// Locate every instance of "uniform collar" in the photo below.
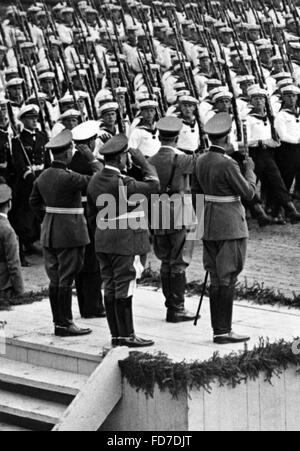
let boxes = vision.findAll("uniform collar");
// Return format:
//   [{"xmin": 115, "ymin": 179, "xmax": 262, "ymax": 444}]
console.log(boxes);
[
  {"xmin": 105, "ymin": 165, "xmax": 121, "ymax": 174},
  {"xmin": 51, "ymin": 161, "xmax": 67, "ymax": 169},
  {"xmin": 210, "ymin": 145, "xmax": 226, "ymax": 155}
]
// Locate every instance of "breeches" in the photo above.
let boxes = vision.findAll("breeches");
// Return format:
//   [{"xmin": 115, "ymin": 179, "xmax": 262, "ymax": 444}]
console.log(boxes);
[
  {"xmin": 203, "ymin": 239, "xmax": 247, "ymax": 287},
  {"xmin": 44, "ymin": 247, "xmax": 85, "ymax": 288},
  {"xmin": 97, "ymin": 253, "xmax": 145, "ymax": 300},
  {"xmin": 153, "ymin": 230, "xmax": 188, "ymax": 276}
]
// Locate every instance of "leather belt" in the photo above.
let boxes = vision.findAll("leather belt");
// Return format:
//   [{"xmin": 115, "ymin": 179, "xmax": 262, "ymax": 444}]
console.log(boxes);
[
  {"xmin": 45, "ymin": 207, "xmax": 84, "ymax": 215},
  {"xmin": 205, "ymin": 195, "xmax": 241, "ymax": 203}
]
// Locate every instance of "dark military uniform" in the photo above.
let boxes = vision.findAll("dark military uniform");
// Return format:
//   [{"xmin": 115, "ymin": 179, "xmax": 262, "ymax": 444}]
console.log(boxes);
[
  {"xmin": 192, "ymin": 113, "xmax": 257, "ymax": 343},
  {"xmin": 87, "ymin": 135, "xmax": 160, "ymax": 347},
  {"xmin": 30, "ymin": 130, "xmax": 92, "ymax": 336},
  {"xmin": 149, "ymin": 117, "xmax": 197, "ymax": 323},
  {"xmin": 0, "ymin": 128, "xmax": 13, "ymax": 184},
  {"xmin": 10, "ymin": 129, "xmax": 48, "ymax": 250},
  {"xmin": 69, "ymin": 146, "xmax": 105, "ymax": 318}
]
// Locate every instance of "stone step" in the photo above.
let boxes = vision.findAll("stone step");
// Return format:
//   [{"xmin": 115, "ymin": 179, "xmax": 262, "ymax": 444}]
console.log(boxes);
[
  {"xmin": 0, "ymin": 357, "xmax": 88, "ymax": 396},
  {"xmin": 0, "ymin": 421, "xmax": 32, "ymax": 431},
  {"xmin": 0, "ymin": 389, "xmax": 66, "ymax": 425},
  {"xmin": 4, "ymin": 338, "xmax": 102, "ymax": 376}
]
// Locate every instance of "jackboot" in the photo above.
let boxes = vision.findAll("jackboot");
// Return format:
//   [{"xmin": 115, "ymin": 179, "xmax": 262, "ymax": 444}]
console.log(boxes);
[
  {"xmin": 209, "ymin": 285, "xmax": 220, "ymax": 333},
  {"xmin": 285, "ymin": 202, "xmax": 300, "ymax": 224},
  {"xmin": 49, "ymin": 285, "xmax": 59, "ymax": 325},
  {"xmin": 55, "ymin": 287, "xmax": 92, "ymax": 337},
  {"xmin": 76, "ymin": 273, "xmax": 106, "ymax": 319},
  {"xmin": 213, "ymin": 285, "xmax": 250, "ymax": 344},
  {"xmin": 161, "ymin": 273, "xmax": 171, "ymax": 310},
  {"xmin": 166, "ymin": 273, "xmax": 195, "ymax": 323},
  {"xmin": 104, "ymin": 296, "xmax": 120, "ymax": 346},
  {"xmin": 251, "ymin": 204, "xmax": 275, "ymax": 227},
  {"xmin": 115, "ymin": 298, "xmax": 154, "ymax": 348}
]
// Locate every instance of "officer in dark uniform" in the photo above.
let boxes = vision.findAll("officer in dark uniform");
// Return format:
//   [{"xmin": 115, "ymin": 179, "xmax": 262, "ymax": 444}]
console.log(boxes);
[
  {"xmin": 9, "ymin": 105, "xmax": 48, "ymax": 266},
  {"xmin": 0, "ymin": 100, "xmax": 13, "ymax": 185},
  {"xmin": 149, "ymin": 117, "xmax": 197, "ymax": 324},
  {"xmin": 87, "ymin": 135, "xmax": 160, "ymax": 348},
  {"xmin": 70, "ymin": 121, "xmax": 106, "ymax": 319},
  {"xmin": 192, "ymin": 113, "xmax": 257, "ymax": 345},
  {"xmin": 30, "ymin": 129, "xmax": 97, "ymax": 337}
]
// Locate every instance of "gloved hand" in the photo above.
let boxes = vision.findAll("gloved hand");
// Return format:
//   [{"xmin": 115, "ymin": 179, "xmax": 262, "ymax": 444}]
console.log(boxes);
[
  {"xmin": 243, "ymin": 156, "xmax": 255, "ymax": 172},
  {"xmin": 128, "ymin": 148, "xmax": 148, "ymax": 168}
]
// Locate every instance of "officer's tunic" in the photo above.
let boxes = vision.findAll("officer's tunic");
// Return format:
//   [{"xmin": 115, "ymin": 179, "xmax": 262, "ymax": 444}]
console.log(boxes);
[
  {"xmin": 87, "ymin": 163, "xmax": 159, "ymax": 301},
  {"xmin": 192, "ymin": 146, "xmax": 256, "ymax": 287}
]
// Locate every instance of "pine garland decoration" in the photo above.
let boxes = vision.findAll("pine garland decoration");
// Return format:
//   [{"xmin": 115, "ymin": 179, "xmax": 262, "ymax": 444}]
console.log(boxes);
[
  {"xmin": 119, "ymin": 338, "xmax": 300, "ymax": 398},
  {"xmin": 139, "ymin": 266, "xmax": 300, "ymax": 310}
]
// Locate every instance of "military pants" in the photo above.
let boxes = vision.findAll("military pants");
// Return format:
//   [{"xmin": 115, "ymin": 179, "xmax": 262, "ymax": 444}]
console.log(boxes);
[
  {"xmin": 97, "ymin": 253, "xmax": 145, "ymax": 301},
  {"xmin": 249, "ymin": 147, "xmax": 291, "ymax": 207},
  {"xmin": 153, "ymin": 230, "xmax": 188, "ymax": 277},
  {"xmin": 43, "ymin": 247, "xmax": 85, "ymax": 327},
  {"xmin": 203, "ymin": 239, "xmax": 247, "ymax": 287},
  {"xmin": 276, "ymin": 143, "xmax": 300, "ymax": 192}
]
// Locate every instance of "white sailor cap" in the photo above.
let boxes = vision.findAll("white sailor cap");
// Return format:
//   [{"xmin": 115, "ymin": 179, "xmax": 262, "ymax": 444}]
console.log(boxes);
[
  {"xmin": 27, "ymin": 92, "xmax": 48, "ymax": 102},
  {"xmin": 289, "ymin": 42, "xmax": 300, "ymax": 51},
  {"xmin": 178, "ymin": 95, "xmax": 199, "ymax": 105},
  {"xmin": 213, "ymin": 91, "xmax": 233, "ymax": 103},
  {"xmin": 139, "ymin": 100, "xmax": 158, "ymax": 110},
  {"xmin": 38, "ymin": 71, "xmax": 56, "ymax": 81},
  {"xmin": 219, "ymin": 27, "xmax": 233, "ymax": 34},
  {"xmin": 72, "ymin": 120, "xmax": 99, "ymax": 142},
  {"xmin": 281, "ymin": 85, "xmax": 300, "ymax": 95},
  {"xmin": 236, "ymin": 75, "xmax": 255, "ymax": 84},
  {"xmin": 70, "ymin": 69, "xmax": 87, "ymax": 78},
  {"xmin": 206, "ymin": 79, "xmax": 223, "ymax": 87},
  {"xmin": 60, "ymin": 109, "xmax": 81, "ymax": 121},
  {"xmin": 4, "ymin": 67, "xmax": 19, "ymax": 77},
  {"xmin": 17, "ymin": 104, "xmax": 40, "ymax": 121},
  {"xmin": 271, "ymin": 54, "xmax": 283, "ymax": 62},
  {"xmin": 273, "ymin": 72, "xmax": 293, "ymax": 80},
  {"xmin": 177, "ymin": 90, "xmax": 191, "ymax": 98},
  {"xmin": 6, "ymin": 78, "xmax": 24, "ymax": 88},
  {"xmin": 98, "ymin": 102, "xmax": 119, "ymax": 115},
  {"xmin": 248, "ymin": 86, "xmax": 268, "ymax": 97},
  {"xmin": 59, "ymin": 95, "xmax": 76, "ymax": 105},
  {"xmin": 115, "ymin": 87, "xmax": 127, "ymax": 95},
  {"xmin": 277, "ymin": 78, "xmax": 294, "ymax": 88}
]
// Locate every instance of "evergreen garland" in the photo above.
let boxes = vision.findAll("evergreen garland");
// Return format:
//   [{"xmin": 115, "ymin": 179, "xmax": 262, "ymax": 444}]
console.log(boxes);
[
  {"xmin": 119, "ymin": 338, "xmax": 300, "ymax": 398},
  {"xmin": 0, "ymin": 289, "xmax": 49, "ymax": 311},
  {"xmin": 139, "ymin": 266, "xmax": 300, "ymax": 310}
]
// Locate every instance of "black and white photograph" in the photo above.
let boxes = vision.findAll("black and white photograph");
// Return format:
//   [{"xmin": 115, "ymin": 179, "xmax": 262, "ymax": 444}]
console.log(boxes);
[{"xmin": 0, "ymin": 0, "xmax": 299, "ymax": 435}]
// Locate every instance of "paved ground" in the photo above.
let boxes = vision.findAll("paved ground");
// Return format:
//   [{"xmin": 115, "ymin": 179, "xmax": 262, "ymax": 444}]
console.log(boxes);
[
  {"xmin": 1, "ymin": 287, "xmax": 300, "ymax": 363},
  {"xmin": 23, "ymin": 220, "xmax": 300, "ymax": 298}
]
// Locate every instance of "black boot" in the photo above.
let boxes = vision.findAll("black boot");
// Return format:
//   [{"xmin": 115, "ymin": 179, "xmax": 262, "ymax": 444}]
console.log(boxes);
[
  {"xmin": 116, "ymin": 298, "xmax": 154, "ymax": 348},
  {"xmin": 49, "ymin": 285, "xmax": 59, "ymax": 325},
  {"xmin": 104, "ymin": 297, "xmax": 120, "ymax": 347},
  {"xmin": 161, "ymin": 273, "xmax": 171, "ymax": 310},
  {"xmin": 76, "ymin": 273, "xmax": 106, "ymax": 319},
  {"xmin": 55, "ymin": 287, "xmax": 92, "ymax": 337},
  {"xmin": 213, "ymin": 285, "xmax": 250, "ymax": 344},
  {"xmin": 166, "ymin": 273, "xmax": 195, "ymax": 323},
  {"xmin": 209, "ymin": 285, "xmax": 220, "ymax": 333},
  {"xmin": 252, "ymin": 204, "xmax": 274, "ymax": 227},
  {"xmin": 285, "ymin": 202, "xmax": 300, "ymax": 224}
]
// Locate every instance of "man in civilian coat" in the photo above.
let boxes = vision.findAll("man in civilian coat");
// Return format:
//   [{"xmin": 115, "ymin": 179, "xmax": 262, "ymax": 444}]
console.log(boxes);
[
  {"xmin": 192, "ymin": 113, "xmax": 257, "ymax": 345},
  {"xmin": 30, "ymin": 129, "xmax": 99, "ymax": 337},
  {"xmin": 87, "ymin": 134, "xmax": 160, "ymax": 348},
  {"xmin": 0, "ymin": 178, "xmax": 24, "ymax": 306}
]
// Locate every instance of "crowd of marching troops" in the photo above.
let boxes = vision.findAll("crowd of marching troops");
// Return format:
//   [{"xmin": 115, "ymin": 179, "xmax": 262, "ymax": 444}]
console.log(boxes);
[{"xmin": 0, "ymin": 0, "xmax": 300, "ymax": 345}]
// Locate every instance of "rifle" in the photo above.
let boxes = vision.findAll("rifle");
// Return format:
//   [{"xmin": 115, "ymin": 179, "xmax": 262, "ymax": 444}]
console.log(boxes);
[
  {"xmin": 27, "ymin": 63, "xmax": 48, "ymax": 136},
  {"xmin": 103, "ymin": 52, "xmax": 125, "ymax": 133}
]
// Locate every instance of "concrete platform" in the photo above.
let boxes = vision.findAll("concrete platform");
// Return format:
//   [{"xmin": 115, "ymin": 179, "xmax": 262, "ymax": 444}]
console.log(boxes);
[{"xmin": 1, "ymin": 287, "xmax": 300, "ymax": 363}]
